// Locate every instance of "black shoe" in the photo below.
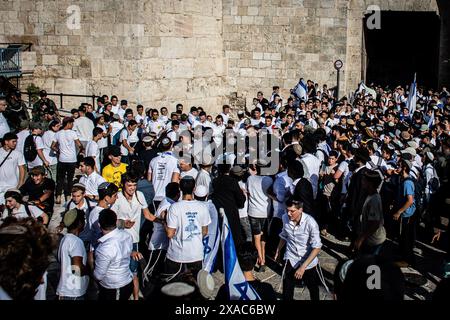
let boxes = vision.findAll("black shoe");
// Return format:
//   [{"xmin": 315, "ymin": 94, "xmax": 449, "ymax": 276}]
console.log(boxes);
[{"xmin": 257, "ymin": 265, "xmax": 266, "ymax": 272}]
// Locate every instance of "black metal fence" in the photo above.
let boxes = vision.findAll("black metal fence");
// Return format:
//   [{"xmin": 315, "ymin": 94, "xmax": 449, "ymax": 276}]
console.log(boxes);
[{"xmin": 20, "ymin": 91, "xmax": 100, "ymax": 114}]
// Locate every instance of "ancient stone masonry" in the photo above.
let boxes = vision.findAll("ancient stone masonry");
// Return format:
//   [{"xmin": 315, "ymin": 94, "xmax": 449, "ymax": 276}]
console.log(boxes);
[{"xmin": 0, "ymin": 0, "xmax": 446, "ymax": 115}]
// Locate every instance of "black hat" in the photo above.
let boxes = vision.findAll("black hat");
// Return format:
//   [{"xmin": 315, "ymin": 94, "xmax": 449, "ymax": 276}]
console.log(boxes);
[{"xmin": 39, "ymin": 90, "xmax": 47, "ymax": 97}]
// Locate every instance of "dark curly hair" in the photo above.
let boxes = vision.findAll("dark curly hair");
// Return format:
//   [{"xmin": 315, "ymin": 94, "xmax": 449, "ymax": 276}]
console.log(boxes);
[{"xmin": 0, "ymin": 217, "xmax": 55, "ymax": 300}]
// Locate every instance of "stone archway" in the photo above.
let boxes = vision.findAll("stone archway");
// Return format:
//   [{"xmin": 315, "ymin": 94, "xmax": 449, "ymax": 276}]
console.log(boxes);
[{"xmin": 344, "ymin": 0, "xmax": 446, "ymax": 94}]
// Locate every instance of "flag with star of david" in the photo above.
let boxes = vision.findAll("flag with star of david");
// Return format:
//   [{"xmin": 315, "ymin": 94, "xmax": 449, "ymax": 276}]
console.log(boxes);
[
  {"xmin": 220, "ymin": 210, "xmax": 261, "ymax": 300},
  {"xmin": 202, "ymin": 201, "xmax": 220, "ymax": 273}
]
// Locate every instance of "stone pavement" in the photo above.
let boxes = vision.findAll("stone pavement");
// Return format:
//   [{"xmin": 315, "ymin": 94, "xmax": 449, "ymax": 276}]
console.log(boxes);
[{"xmin": 46, "ymin": 203, "xmax": 447, "ymax": 300}]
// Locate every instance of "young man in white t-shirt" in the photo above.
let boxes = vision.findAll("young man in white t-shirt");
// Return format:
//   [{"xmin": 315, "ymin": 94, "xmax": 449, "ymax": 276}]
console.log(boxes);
[
  {"xmin": 1, "ymin": 189, "xmax": 48, "ymax": 225},
  {"xmin": 79, "ymin": 157, "xmax": 106, "ymax": 201},
  {"xmin": 87, "ymin": 182, "xmax": 119, "ymax": 268},
  {"xmin": 0, "ymin": 133, "xmax": 26, "ymax": 207},
  {"xmin": 246, "ymin": 162, "xmax": 273, "ymax": 272},
  {"xmin": 86, "ymin": 127, "xmax": 103, "ymax": 173},
  {"xmin": 145, "ymin": 182, "xmax": 180, "ymax": 280},
  {"xmin": 51, "ymin": 117, "xmax": 84, "ymax": 204},
  {"xmin": 164, "ymin": 176, "xmax": 211, "ymax": 281},
  {"xmin": 148, "ymin": 137, "xmax": 180, "ymax": 208},
  {"xmin": 24, "ymin": 122, "xmax": 49, "ymax": 169},
  {"xmin": 111, "ymin": 172, "xmax": 162, "ymax": 300},
  {"xmin": 56, "ymin": 208, "xmax": 89, "ymax": 300}
]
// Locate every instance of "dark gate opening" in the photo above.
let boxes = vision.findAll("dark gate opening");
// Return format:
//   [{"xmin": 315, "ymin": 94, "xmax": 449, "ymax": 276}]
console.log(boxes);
[{"xmin": 363, "ymin": 11, "xmax": 440, "ymax": 89}]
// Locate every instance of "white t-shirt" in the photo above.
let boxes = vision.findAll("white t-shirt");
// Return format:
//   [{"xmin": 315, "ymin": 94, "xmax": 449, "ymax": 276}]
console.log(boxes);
[
  {"xmin": 111, "ymin": 191, "xmax": 148, "ymax": 243},
  {"xmin": 238, "ymin": 180, "xmax": 249, "ymax": 218},
  {"xmin": 1, "ymin": 204, "xmax": 44, "ymax": 221},
  {"xmin": 53, "ymin": 129, "xmax": 78, "ymax": 163},
  {"xmin": 166, "ymin": 200, "xmax": 211, "ymax": 263},
  {"xmin": 0, "ymin": 113, "xmax": 10, "ymax": 139},
  {"xmin": 147, "ymin": 120, "xmax": 165, "ymax": 135},
  {"xmin": 0, "ymin": 148, "xmax": 25, "ymax": 190},
  {"xmin": 56, "ymin": 233, "xmax": 89, "ymax": 298},
  {"xmin": 96, "ymin": 124, "xmax": 108, "ymax": 149},
  {"xmin": 149, "ymin": 152, "xmax": 180, "ymax": 201},
  {"xmin": 149, "ymin": 197, "xmax": 173, "ymax": 251},
  {"xmin": 120, "ymin": 128, "xmax": 139, "ymax": 156},
  {"xmin": 299, "ymin": 153, "xmax": 321, "ymax": 199},
  {"xmin": 86, "ymin": 140, "xmax": 100, "ymax": 171},
  {"xmin": 79, "ymin": 172, "xmax": 106, "ymax": 197},
  {"xmin": 26, "ymin": 136, "xmax": 45, "ymax": 169},
  {"xmin": 42, "ymin": 131, "xmax": 58, "ymax": 166},
  {"xmin": 16, "ymin": 129, "xmax": 30, "ymax": 156},
  {"xmin": 246, "ymin": 175, "xmax": 273, "ymax": 218},
  {"xmin": 73, "ymin": 116, "xmax": 94, "ymax": 142},
  {"xmin": 337, "ymin": 159, "xmax": 351, "ymax": 194},
  {"xmin": 180, "ymin": 167, "xmax": 198, "ymax": 180},
  {"xmin": 110, "ymin": 122, "xmax": 124, "ymax": 141}
]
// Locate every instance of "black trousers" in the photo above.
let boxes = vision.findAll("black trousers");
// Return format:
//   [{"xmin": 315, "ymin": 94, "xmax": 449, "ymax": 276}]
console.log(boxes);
[
  {"xmin": 164, "ymin": 258, "xmax": 202, "ymax": 282},
  {"xmin": 98, "ymin": 281, "xmax": 133, "ymax": 301},
  {"xmin": 282, "ymin": 261, "xmax": 321, "ymax": 301},
  {"xmin": 56, "ymin": 162, "xmax": 76, "ymax": 197},
  {"xmin": 399, "ymin": 216, "xmax": 417, "ymax": 264}
]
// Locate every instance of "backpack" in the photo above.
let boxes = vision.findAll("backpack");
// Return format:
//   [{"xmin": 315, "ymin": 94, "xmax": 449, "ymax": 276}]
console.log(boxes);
[
  {"xmin": 424, "ymin": 164, "xmax": 440, "ymax": 193},
  {"xmin": 112, "ymin": 127, "xmax": 126, "ymax": 146},
  {"xmin": 23, "ymin": 134, "xmax": 38, "ymax": 162},
  {"xmin": 405, "ymin": 174, "xmax": 426, "ymax": 215}
]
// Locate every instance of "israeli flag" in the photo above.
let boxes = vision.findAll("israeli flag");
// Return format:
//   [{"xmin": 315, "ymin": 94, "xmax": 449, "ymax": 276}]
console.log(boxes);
[
  {"xmin": 220, "ymin": 208, "xmax": 261, "ymax": 300},
  {"xmin": 407, "ymin": 73, "xmax": 417, "ymax": 114},
  {"xmin": 202, "ymin": 201, "xmax": 220, "ymax": 273},
  {"xmin": 357, "ymin": 81, "xmax": 376, "ymax": 98},
  {"xmin": 293, "ymin": 78, "xmax": 308, "ymax": 102}
]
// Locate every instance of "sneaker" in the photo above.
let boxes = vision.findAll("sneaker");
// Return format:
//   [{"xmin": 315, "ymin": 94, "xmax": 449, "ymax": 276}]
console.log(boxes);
[{"xmin": 258, "ymin": 265, "xmax": 266, "ymax": 272}]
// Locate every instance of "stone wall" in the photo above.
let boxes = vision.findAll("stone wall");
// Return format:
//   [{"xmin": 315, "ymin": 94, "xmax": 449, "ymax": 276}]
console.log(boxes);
[
  {"xmin": 0, "ymin": 0, "xmax": 228, "ymax": 113},
  {"xmin": 0, "ymin": 0, "xmax": 446, "ymax": 115}
]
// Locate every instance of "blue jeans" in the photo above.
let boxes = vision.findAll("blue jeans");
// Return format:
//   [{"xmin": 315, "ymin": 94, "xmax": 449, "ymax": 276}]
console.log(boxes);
[{"xmin": 130, "ymin": 243, "xmax": 139, "ymax": 274}]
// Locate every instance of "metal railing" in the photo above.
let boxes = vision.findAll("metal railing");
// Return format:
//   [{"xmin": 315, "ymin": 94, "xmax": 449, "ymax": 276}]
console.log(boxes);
[
  {"xmin": 20, "ymin": 91, "xmax": 100, "ymax": 113},
  {"xmin": 0, "ymin": 48, "xmax": 21, "ymax": 77}
]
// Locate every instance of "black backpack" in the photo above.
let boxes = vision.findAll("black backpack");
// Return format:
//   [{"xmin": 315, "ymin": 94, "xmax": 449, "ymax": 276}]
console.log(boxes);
[{"xmin": 23, "ymin": 135, "xmax": 38, "ymax": 162}]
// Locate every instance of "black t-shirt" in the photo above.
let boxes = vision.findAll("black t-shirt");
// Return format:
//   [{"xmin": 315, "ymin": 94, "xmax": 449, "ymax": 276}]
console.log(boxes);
[
  {"xmin": 215, "ymin": 280, "xmax": 276, "ymax": 300},
  {"xmin": 138, "ymin": 148, "xmax": 159, "ymax": 173},
  {"xmin": 20, "ymin": 177, "xmax": 55, "ymax": 213}
]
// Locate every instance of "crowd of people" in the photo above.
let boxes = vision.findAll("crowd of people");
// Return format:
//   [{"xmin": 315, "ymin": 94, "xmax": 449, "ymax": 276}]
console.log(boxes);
[{"xmin": 0, "ymin": 80, "xmax": 449, "ymax": 301}]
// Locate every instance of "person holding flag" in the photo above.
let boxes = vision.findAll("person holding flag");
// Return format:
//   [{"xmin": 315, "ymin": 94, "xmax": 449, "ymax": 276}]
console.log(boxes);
[
  {"xmin": 275, "ymin": 197, "xmax": 325, "ymax": 300},
  {"xmin": 219, "ymin": 208, "xmax": 262, "ymax": 300},
  {"xmin": 292, "ymin": 78, "xmax": 308, "ymax": 102},
  {"xmin": 407, "ymin": 73, "xmax": 417, "ymax": 115}
]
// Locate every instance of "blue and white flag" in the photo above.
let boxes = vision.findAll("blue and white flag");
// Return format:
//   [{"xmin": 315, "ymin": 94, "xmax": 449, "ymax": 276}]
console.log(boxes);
[
  {"xmin": 293, "ymin": 78, "xmax": 308, "ymax": 102},
  {"xmin": 220, "ymin": 209, "xmax": 261, "ymax": 300},
  {"xmin": 407, "ymin": 73, "xmax": 417, "ymax": 114},
  {"xmin": 202, "ymin": 201, "xmax": 220, "ymax": 273}
]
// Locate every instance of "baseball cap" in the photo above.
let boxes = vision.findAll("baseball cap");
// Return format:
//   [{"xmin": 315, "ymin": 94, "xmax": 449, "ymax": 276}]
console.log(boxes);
[
  {"xmin": 194, "ymin": 185, "xmax": 208, "ymax": 198},
  {"xmin": 19, "ymin": 120, "xmax": 29, "ymax": 130}
]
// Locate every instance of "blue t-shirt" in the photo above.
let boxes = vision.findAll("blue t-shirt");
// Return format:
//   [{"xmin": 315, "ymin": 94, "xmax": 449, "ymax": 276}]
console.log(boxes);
[{"xmin": 402, "ymin": 179, "xmax": 416, "ymax": 218}]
